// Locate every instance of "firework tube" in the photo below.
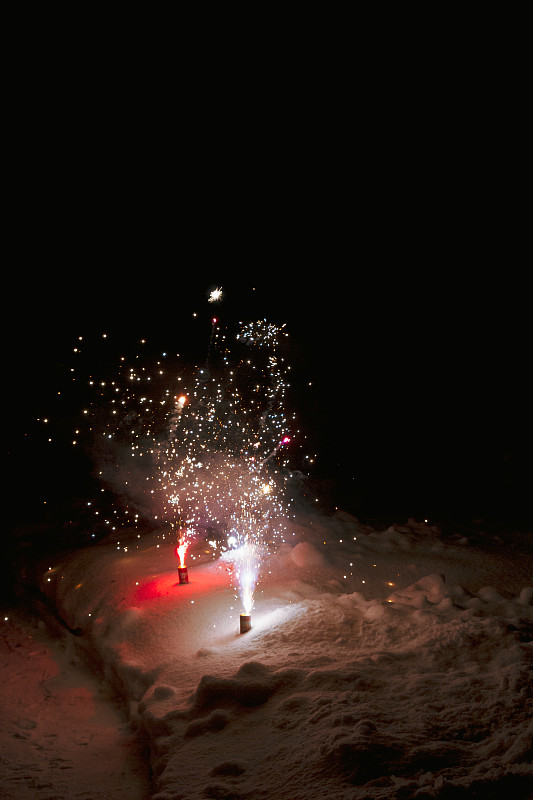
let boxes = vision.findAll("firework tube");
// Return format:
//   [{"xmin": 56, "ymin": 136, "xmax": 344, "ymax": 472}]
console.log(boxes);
[{"xmin": 240, "ymin": 613, "xmax": 252, "ymax": 633}]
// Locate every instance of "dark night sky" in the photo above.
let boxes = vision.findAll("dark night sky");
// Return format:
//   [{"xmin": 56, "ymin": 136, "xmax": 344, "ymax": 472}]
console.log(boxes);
[
  {"xmin": 5, "ymin": 58, "xmax": 530, "ymax": 528},
  {"xmin": 7, "ymin": 252, "xmax": 531, "ymax": 530},
  {"xmin": 2, "ymin": 24, "xmax": 529, "ymax": 624}
]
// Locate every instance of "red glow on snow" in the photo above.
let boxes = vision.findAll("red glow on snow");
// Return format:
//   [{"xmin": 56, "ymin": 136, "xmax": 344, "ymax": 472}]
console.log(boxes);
[
  {"xmin": 131, "ymin": 563, "xmax": 228, "ymax": 603},
  {"xmin": 134, "ymin": 574, "xmax": 181, "ymax": 601}
]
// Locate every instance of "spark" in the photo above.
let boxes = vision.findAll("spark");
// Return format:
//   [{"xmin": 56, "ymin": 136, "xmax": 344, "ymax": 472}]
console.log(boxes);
[
  {"xmin": 233, "ymin": 541, "xmax": 257, "ymax": 615},
  {"xmin": 176, "ymin": 539, "xmax": 190, "ymax": 567},
  {"xmin": 208, "ymin": 287, "xmax": 223, "ymax": 303}
]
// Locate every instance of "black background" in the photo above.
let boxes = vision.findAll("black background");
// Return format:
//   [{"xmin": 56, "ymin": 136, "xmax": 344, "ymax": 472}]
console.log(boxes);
[
  {"xmin": 7, "ymin": 254, "xmax": 531, "ymax": 532},
  {"xmin": 5, "ymin": 30, "xmax": 531, "ymax": 537}
]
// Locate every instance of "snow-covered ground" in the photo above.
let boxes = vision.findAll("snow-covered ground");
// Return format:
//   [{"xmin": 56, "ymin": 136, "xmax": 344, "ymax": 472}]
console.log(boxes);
[
  {"xmin": 10, "ymin": 507, "xmax": 530, "ymax": 800},
  {"xmin": 0, "ymin": 605, "xmax": 151, "ymax": 800}
]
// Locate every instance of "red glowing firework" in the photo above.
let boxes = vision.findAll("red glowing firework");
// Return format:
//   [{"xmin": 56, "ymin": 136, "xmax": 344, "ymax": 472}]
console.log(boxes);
[
  {"xmin": 176, "ymin": 538, "xmax": 190, "ymax": 583},
  {"xmin": 176, "ymin": 540, "xmax": 189, "ymax": 567}
]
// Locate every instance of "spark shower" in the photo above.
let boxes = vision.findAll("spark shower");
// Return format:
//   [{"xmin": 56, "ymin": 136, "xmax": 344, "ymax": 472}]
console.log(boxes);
[{"xmin": 73, "ymin": 293, "xmax": 296, "ymax": 619}]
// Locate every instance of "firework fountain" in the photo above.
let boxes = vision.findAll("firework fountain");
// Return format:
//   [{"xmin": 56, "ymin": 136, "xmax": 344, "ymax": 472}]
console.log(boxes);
[
  {"xmin": 176, "ymin": 528, "xmax": 190, "ymax": 584},
  {"xmin": 73, "ymin": 289, "xmax": 295, "ymax": 631}
]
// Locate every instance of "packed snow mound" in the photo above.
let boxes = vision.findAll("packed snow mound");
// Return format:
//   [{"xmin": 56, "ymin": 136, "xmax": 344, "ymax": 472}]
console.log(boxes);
[
  {"xmin": 38, "ymin": 511, "xmax": 533, "ymax": 799},
  {"xmin": 289, "ymin": 540, "xmax": 326, "ymax": 568}
]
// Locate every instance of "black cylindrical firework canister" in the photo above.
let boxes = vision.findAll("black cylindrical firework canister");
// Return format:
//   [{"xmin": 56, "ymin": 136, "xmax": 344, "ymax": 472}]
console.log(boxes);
[
  {"xmin": 178, "ymin": 566, "xmax": 189, "ymax": 584},
  {"xmin": 240, "ymin": 613, "xmax": 252, "ymax": 634}
]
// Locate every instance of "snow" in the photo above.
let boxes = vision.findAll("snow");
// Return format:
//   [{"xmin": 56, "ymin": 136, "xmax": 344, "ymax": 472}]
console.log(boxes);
[
  {"xmin": 7, "ymin": 508, "xmax": 531, "ymax": 799},
  {"xmin": 0, "ymin": 606, "xmax": 151, "ymax": 799}
]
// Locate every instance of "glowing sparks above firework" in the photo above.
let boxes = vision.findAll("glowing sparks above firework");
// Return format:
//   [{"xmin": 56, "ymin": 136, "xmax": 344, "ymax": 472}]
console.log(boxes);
[
  {"xmin": 71, "ymin": 301, "xmax": 297, "ymax": 611},
  {"xmin": 235, "ymin": 541, "xmax": 257, "ymax": 615},
  {"xmin": 176, "ymin": 537, "xmax": 190, "ymax": 568},
  {"xmin": 176, "ymin": 534, "xmax": 190, "ymax": 584}
]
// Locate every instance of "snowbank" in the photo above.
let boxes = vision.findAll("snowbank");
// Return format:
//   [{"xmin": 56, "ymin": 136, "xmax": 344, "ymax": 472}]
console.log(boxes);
[
  {"xmin": 0, "ymin": 607, "xmax": 151, "ymax": 800},
  {"xmin": 39, "ymin": 511, "xmax": 533, "ymax": 799}
]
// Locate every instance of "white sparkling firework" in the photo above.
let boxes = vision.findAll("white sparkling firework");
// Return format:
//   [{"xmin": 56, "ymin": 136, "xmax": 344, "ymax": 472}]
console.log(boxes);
[
  {"xmin": 208, "ymin": 287, "xmax": 223, "ymax": 303},
  {"xmin": 72, "ymin": 312, "xmax": 295, "ymax": 612}
]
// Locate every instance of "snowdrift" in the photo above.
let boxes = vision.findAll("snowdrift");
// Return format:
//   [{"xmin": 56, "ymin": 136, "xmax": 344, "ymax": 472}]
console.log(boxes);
[{"xmin": 39, "ymin": 512, "xmax": 533, "ymax": 799}]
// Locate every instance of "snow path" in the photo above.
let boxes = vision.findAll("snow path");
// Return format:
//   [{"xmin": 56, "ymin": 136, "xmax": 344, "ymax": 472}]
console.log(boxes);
[
  {"xmin": 0, "ymin": 605, "xmax": 152, "ymax": 800},
  {"xmin": 30, "ymin": 511, "xmax": 533, "ymax": 799}
]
